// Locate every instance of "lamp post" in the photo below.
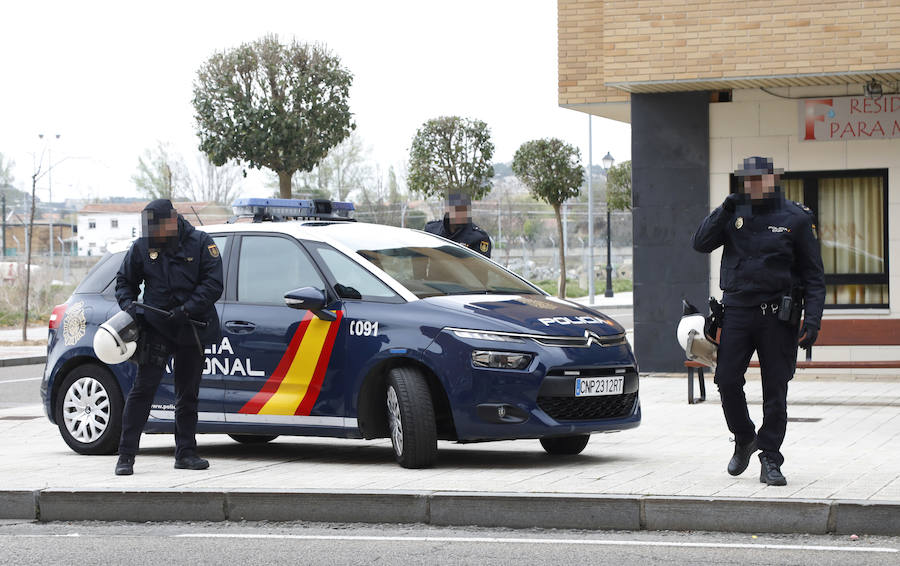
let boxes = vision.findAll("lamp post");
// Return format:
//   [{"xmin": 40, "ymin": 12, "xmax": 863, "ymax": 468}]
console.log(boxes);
[
  {"xmin": 602, "ymin": 152, "xmax": 615, "ymax": 297},
  {"xmin": 587, "ymin": 116, "xmax": 595, "ymax": 304}
]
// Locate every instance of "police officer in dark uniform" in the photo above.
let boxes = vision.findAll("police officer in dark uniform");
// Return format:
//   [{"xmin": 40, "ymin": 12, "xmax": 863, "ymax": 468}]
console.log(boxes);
[
  {"xmin": 692, "ymin": 157, "xmax": 825, "ymax": 486},
  {"xmin": 113, "ymin": 199, "xmax": 224, "ymax": 475},
  {"xmin": 424, "ymin": 192, "xmax": 492, "ymax": 257}
]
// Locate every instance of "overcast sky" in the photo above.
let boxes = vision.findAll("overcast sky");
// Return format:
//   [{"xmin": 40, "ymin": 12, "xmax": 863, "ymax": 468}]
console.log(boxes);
[{"xmin": 2, "ymin": 0, "xmax": 631, "ymax": 203}]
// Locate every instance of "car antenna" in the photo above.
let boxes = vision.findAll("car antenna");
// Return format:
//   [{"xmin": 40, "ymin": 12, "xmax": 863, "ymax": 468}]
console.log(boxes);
[{"xmin": 191, "ymin": 206, "xmax": 203, "ymax": 226}]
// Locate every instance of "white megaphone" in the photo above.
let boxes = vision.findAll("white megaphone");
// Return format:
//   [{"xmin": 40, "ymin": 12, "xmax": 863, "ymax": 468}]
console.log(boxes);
[{"xmin": 676, "ymin": 300, "xmax": 718, "ymax": 369}]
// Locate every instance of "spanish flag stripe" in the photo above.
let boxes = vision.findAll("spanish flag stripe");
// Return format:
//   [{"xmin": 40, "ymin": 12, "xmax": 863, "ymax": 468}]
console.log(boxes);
[
  {"xmin": 295, "ymin": 310, "xmax": 343, "ymax": 416},
  {"xmin": 238, "ymin": 313, "xmax": 313, "ymax": 414},
  {"xmin": 257, "ymin": 316, "xmax": 333, "ymax": 415}
]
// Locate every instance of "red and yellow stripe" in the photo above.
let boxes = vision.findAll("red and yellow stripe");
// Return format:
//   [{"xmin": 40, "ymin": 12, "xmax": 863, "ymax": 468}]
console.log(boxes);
[{"xmin": 239, "ymin": 310, "xmax": 343, "ymax": 416}]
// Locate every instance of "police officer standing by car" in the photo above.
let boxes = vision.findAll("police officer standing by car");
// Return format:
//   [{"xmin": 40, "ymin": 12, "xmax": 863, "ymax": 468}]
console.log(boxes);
[
  {"xmin": 425, "ymin": 192, "xmax": 492, "ymax": 257},
  {"xmin": 113, "ymin": 199, "xmax": 224, "ymax": 476},
  {"xmin": 692, "ymin": 157, "xmax": 825, "ymax": 486}
]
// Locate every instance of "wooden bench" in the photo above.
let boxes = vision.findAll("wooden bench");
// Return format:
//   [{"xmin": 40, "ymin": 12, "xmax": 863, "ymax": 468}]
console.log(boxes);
[{"xmin": 684, "ymin": 318, "xmax": 900, "ymax": 404}]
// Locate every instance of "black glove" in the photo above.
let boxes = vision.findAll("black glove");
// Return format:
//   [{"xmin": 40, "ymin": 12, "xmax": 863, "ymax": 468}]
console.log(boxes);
[
  {"xmin": 168, "ymin": 305, "xmax": 189, "ymax": 325},
  {"xmin": 123, "ymin": 301, "xmax": 137, "ymax": 318},
  {"xmin": 798, "ymin": 323, "xmax": 818, "ymax": 349},
  {"xmin": 722, "ymin": 193, "xmax": 740, "ymax": 213}
]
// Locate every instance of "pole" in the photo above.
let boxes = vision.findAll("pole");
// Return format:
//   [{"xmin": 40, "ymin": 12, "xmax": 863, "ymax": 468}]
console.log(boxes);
[
  {"xmin": 1, "ymin": 194, "xmax": 5, "ymax": 257},
  {"xmin": 605, "ymin": 205, "xmax": 613, "ymax": 297},
  {"xmin": 587, "ymin": 115, "xmax": 595, "ymax": 304}
]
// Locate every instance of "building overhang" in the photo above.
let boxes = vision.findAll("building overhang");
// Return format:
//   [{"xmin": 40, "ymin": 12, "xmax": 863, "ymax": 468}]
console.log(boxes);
[{"xmin": 607, "ymin": 69, "xmax": 900, "ymax": 94}]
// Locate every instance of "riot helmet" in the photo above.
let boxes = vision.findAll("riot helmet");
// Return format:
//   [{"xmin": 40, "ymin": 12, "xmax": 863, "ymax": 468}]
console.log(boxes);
[{"xmin": 93, "ymin": 310, "xmax": 140, "ymax": 365}]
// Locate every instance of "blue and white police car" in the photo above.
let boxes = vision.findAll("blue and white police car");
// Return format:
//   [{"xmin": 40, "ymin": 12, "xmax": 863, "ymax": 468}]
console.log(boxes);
[{"xmin": 42, "ymin": 198, "xmax": 640, "ymax": 468}]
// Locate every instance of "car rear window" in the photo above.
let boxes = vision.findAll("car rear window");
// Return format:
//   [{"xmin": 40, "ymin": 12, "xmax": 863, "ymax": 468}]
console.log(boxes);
[{"xmin": 75, "ymin": 251, "xmax": 125, "ymax": 294}]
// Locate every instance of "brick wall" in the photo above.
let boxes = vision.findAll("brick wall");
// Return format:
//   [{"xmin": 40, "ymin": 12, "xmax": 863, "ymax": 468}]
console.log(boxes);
[{"xmin": 559, "ymin": 0, "xmax": 900, "ymax": 106}]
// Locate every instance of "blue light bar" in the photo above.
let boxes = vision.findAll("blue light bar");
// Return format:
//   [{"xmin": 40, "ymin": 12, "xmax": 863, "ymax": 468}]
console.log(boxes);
[{"xmin": 231, "ymin": 198, "xmax": 355, "ymax": 220}]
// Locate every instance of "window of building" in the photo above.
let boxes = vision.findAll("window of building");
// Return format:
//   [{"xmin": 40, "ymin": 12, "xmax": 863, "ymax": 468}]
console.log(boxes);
[
  {"xmin": 88, "ymin": 220, "xmax": 96, "ymax": 229},
  {"xmin": 781, "ymin": 169, "xmax": 888, "ymax": 308},
  {"xmin": 111, "ymin": 219, "xmax": 118, "ymax": 228}
]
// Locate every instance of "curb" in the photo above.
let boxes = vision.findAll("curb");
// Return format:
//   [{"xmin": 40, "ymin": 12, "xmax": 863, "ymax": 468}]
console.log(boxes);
[
  {"xmin": 2, "ymin": 490, "xmax": 898, "ymax": 535},
  {"xmin": 0, "ymin": 356, "xmax": 46, "ymax": 368}
]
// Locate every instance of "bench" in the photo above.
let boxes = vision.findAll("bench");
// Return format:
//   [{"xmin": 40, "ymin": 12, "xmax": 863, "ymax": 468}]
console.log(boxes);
[{"xmin": 684, "ymin": 318, "xmax": 900, "ymax": 404}]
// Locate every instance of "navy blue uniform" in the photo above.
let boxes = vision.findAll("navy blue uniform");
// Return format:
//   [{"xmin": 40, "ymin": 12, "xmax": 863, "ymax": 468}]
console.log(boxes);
[
  {"xmin": 692, "ymin": 196, "xmax": 825, "ymax": 466},
  {"xmin": 425, "ymin": 215, "xmax": 492, "ymax": 257},
  {"xmin": 115, "ymin": 210, "xmax": 224, "ymax": 460}
]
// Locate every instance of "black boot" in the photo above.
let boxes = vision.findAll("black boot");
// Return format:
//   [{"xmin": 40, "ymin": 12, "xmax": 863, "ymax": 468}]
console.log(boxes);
[
  {"xmin": 727, "ymin": 437, "xmax": 757, "ymax": 476},
  {"xmin": 760, "ymin": 455, "xmax": 787, "ymax": 486},
  {"xmin": 115, "ymin": 454, "xmax": 135, "ymax": 476},
  {"xmin": 174, "ymin": 454, "xmax": 209, "ymax": 470}
]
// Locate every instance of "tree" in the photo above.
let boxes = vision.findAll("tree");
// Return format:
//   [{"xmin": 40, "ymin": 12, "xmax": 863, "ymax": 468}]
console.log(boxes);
[
  {"xmin": 607, "ymin": 160, "xmax": 632, "ymax": 211},
  {"xmin": 407, "ymin": 116, "xmax": 495, "ymax": 200},
  {"xmin": 270, "ymin": 131, "xmax": 370, "ymax": 200},
  {"xmin": 511, "ymin": 138, "xmax": 584, "ymax": 298},
  {"xmin": 132, "ymin": 142, "xmax": 186, "ymax": 200},
  {"xmin": 185, "ymin": 152, "xmax": 243, "ymax": 205},
  {"xmin": 193, "ymin": 35, "xmax": 355, "ymax": 199},
  {"xmin": 0, "ymin": 152, "xmax": 14, "ymax": 186}
]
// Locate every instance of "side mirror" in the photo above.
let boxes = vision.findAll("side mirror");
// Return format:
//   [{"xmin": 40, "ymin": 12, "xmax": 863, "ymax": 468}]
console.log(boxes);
[{"xmin": 283, "ymin": 287, "xmax": 337, "ymax": 321}]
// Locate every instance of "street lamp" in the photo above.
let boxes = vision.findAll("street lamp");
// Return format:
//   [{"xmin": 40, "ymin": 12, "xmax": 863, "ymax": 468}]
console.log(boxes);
[{"xmin": 602, "ymin": 152, "xmax": 615, "ymax": 297}]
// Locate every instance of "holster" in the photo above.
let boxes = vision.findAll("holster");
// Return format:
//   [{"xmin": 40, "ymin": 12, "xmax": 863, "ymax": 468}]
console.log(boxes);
[{"xmin": 705, "ymin": 297, "xmax": 724, "ymax": 344}]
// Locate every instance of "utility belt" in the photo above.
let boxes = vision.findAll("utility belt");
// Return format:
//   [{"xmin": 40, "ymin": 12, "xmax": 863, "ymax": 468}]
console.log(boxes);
[{"xmin": 707, "ymin": 286, "xmax": 805, "ymax": 336}]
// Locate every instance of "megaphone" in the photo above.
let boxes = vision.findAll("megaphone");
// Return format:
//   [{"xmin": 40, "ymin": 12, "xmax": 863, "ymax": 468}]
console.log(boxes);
[{"xmin": 676, "ymin": 299, "xmax": 718, "ymax": 368}]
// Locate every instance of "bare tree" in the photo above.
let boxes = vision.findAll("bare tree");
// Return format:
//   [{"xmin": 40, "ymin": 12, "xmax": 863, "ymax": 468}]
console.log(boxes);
[
  {"xmin": 133, "ymin": 142, "xmax": 187, "ymax": 200},
  {"xmin": 185, "ymin": 152, "xmax": 243, "ymax": 204}
]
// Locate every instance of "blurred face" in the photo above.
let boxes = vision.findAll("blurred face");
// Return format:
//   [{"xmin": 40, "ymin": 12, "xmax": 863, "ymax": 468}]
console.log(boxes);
[
  {"xmin": 741, "ymin": 174, "xmax": 779, "ymax": 202},
  {"xmin": 149, "ymin": 213, "xmax": 178, "ymax": 239},
  {"xmin": 448, "ymin": 204, "xmax": 471, "ymax": 227}
]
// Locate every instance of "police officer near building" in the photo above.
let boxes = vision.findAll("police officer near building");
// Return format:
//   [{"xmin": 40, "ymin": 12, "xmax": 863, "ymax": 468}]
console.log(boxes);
[
  {"xmin": 113, "ymin": 199, "xmax": 224, "ymax": 476},
  {"xmin": 425, "ymin": 192, "xmax": 492, "ymax": 257},
  {"xmin": 692, "ymin": 157, "xmax": 825, "ymax": 486}
]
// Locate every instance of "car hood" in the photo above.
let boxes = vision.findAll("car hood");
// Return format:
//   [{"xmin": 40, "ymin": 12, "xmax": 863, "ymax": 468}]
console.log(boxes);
[{"xmin": 422, "ymin": 294, "xmax": 626, "ymax": 337}]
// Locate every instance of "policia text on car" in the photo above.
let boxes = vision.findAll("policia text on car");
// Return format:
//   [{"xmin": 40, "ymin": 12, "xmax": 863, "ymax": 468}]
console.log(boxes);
[
  {"xmin": 692, "ymin": 156, "xmax": 825, "ymax": 486},
  {"xmin": 112, "ymin": 199, "xmax": 224, "ymax": 476}
]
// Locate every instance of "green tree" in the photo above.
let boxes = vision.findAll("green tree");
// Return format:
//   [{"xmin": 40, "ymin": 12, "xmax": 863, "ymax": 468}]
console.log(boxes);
[
  {"xmin": 607, "ymin": 160, "xmax": 632, "ymax": 211},
  {"xmin": 132, "ymin": 142, "xmax": 186, "ymax": 200},
  {"xmin": 0, "ymin": 152, "xmax": 14, "ymax": 186},
  {"xmin": 511, "ymin": 138, "xmax": 584, "ymax": 298},
  {"xmin": 407, "ymin": 116, "xmax": 494, "ymax": 200},
  {"xmin": 193, "ymin": 35, "xmax": 355, "ymax": 199}
]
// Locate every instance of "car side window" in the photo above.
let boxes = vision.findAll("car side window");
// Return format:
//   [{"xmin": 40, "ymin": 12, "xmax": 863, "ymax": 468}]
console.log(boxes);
[
  {"xmin": 211, "ymin": 235, "xmax": 228, "ymax": 266},
  {"xmin": 310, "ymin": 244, "xmax": 401, "ymax": 302},
  {"xmin": 237, "ymin": 235, "xmax": 325, "ymax": 305}
]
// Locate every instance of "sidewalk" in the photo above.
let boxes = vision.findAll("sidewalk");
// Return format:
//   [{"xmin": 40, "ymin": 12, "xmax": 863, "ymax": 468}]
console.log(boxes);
[
  {"xmin": 0, "ymin": 327, "xmax": 46, "ymax": 365},
  {"xmin": 1, "ymin": 375, "xmax": 898, "ymax": 534}
]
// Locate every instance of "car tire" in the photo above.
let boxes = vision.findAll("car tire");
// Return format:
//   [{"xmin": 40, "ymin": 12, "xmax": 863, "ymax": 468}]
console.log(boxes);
[
  {"xmin": 55, "ymin": 363, "xmax": 123, "ymax": 455},
  {"xmin": 540, "ymin": 434, "xmax": 590, "ymax": 455},
  {"xmin": 228, "ymin": 434, "xmax": 279, "ymax": 444},
  {"xmin": 386, "ymin": 366, "xmax": 437, "ymax": 469}
]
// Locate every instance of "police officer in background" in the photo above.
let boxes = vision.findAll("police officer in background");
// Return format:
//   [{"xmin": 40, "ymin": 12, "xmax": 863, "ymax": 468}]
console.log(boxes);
[
  {"xmin": 425, "ymin": 192, "xmax": 492, "ymax": 257},
  {"xmin": 114, "ymin": 199, "xmax": 224, "ymax": 476},
  {"xmin": 692, "ymin": 157, "xmax": 825, "ymax": 486}
]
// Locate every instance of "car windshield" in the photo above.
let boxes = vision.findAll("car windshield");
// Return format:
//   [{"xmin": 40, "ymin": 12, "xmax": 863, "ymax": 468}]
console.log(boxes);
[{"xmin": 326, "ymin": 226, "xmax": 541, "ymax": 299}]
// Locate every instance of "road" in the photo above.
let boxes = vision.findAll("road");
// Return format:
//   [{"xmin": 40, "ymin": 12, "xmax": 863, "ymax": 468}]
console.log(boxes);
[
  {"xmin": 0, "ymin": 521, "xmax": 896, "ymax": 565},
  {"xmin": 0, "ymin": 363, "xmax": 44, "ymax": 409}
]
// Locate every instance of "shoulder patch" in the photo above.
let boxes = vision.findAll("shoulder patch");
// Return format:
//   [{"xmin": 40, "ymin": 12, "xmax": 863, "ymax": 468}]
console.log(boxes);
[
  {"xmin": 792, "ymin": 201, "xmax": 813, "ymax": 214},
  {"xmin": 480, "ymin": 240, "xmax": 489, "ymax": 253},
  {"xmin": 207, "ymin": 244, "xmax": 220, "ymax": 258}
]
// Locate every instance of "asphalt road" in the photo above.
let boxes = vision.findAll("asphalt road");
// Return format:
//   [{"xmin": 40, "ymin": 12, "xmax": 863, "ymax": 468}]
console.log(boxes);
[
  {"xmin": 0, "ymin": 521, "xmax": 896, "ymax": 565},
  {"xmin": 0, "ymin": 363, "xmax": 44, "ymax": 409}
]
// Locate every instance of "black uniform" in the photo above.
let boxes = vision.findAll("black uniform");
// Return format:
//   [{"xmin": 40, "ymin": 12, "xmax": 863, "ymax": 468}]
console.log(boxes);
[
  {"xmin": 692, "ymin": 195, "xmax": 825, "ymax": 466},
  {"xmin": 115, "ymin": 201, "xmax": 224, "ymax": 460},
  {"xmin": 424, "ymin": 214, "xmax": 493, "ymax": 257}
]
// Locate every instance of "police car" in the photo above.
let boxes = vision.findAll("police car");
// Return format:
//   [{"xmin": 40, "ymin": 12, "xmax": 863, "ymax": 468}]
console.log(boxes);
[{"xmin": 41, "ymin": 198, "xmax": 640, "ymax": 468}]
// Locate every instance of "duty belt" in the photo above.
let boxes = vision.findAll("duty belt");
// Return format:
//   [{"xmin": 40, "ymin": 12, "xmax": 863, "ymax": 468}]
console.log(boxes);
[{"xmin": 760, "ymin": 302, "xmax": 780, "ymax": 316}]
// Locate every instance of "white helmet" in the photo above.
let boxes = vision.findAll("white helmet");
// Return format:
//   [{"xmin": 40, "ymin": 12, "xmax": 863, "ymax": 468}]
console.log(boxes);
[
  {"xmin": 93, "ymin": 310, "xmax": 140, "ymax": 365},
  {"xmin": 676, "ymin": 313, "xmax": 718, "ymax": 368}
]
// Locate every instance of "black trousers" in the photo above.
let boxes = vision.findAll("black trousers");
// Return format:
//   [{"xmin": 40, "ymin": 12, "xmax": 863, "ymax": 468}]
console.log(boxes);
[
  {"xmin": 713, "ymin": 305, "xmax": 798, "ymax": 466},
  {"xmin": 118, "ymin": 329, "xmax": 204, "ymax": 460}
]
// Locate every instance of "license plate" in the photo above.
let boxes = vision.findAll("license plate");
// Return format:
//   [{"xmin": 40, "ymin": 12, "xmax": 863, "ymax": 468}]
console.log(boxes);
[{"xmin": 574, "ymin": 376, "xmax": 624, "ymax": 397}]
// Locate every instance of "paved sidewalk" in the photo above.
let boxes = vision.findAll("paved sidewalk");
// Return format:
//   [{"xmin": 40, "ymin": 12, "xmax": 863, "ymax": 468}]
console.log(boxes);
[
  {"xmin": 2, "ymin": 375, "xmax": 898, "ymax": 533},
  {"xmin": 0, "ymin": 327, "xmax": 47, "ymax": 365}
]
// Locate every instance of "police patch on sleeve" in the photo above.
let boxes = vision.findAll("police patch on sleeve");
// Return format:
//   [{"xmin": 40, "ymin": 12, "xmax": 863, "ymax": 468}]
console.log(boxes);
[
  {"xmin": 811, "ymin": 223, "xmax": 818, "ymax": 239},
  {"xmin": 480, "ymin": 241, "xmax": 489, "ymax": 253},
  {"xmin": 207, "ymin": 244, "xmax": 220, "ymax": 258}
]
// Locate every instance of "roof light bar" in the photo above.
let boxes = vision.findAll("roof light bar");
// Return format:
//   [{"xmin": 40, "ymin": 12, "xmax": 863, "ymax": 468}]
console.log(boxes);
[{"xmin": 231, "ymin": 198, "xmax": 355, "ymax": 222}]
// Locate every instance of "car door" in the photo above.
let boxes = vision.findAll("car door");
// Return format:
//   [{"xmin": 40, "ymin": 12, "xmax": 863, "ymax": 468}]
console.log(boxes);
[
  {"xmin": 221, "ymin": 233, "xmax": 349, "ymax": 430},
  {"xmin": 148, "ymin": 233, "xmax": 230, "ymax": 423}
]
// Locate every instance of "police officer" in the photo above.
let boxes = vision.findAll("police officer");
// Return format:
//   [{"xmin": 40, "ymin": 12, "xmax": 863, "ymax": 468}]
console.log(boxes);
[
  {"xmin": 692, "ymin": 157, "xmax": 825, "ymax": 486},
  {"xmin": 424, "ymin": 192, "xmax": 492, "ymax": 257},
  {"xmin": 113, "ymin": 199, "xmax": 224, "ymax": 475}
]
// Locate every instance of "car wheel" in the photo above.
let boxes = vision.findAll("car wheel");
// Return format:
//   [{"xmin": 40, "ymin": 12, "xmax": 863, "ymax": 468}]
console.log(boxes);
[
  {"xmin": 540, "ymin": 434, "xmax": 590, "ymax": 455},
  {"xmin": 386, "ymin": 366, "xmax": 437, "ymax": 469},
  {"xmin": 55, "ymin": 363, "xmax": 123, "ymax": 455},
  {"xmin": 228, "ymin": 434, "xmax": 279, "ymax": 444}
]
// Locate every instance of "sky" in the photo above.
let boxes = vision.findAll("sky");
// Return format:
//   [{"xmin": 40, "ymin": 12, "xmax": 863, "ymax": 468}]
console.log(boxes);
[{"xmin": 1, "ymin": 0, "xmax": 631, "ymax": 204}]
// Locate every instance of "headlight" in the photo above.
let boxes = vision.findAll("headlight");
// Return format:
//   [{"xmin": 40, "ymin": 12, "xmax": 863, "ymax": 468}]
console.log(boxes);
[
  {"xmin": 472, "ymin": 350, "xmax": 534, "ymax": 370},
  {"xmin": 452, "ymin": 329, "xmax": 526, "ymax": 343}
]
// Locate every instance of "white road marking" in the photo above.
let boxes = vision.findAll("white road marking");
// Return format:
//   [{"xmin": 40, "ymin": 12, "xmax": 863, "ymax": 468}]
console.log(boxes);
[
  {"xmin": 176, "ymin": 533, "xmax": 898, "ymax": 553},
  {"xmin": 0, "ymin": 377, "xmax": 42, "ymax": 385}
]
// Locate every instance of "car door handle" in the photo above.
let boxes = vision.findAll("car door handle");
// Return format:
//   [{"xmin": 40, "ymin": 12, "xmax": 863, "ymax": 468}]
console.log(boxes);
[{"xmin": 224, "ymin": 320, "xmax": 256, "ymax": 334}]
